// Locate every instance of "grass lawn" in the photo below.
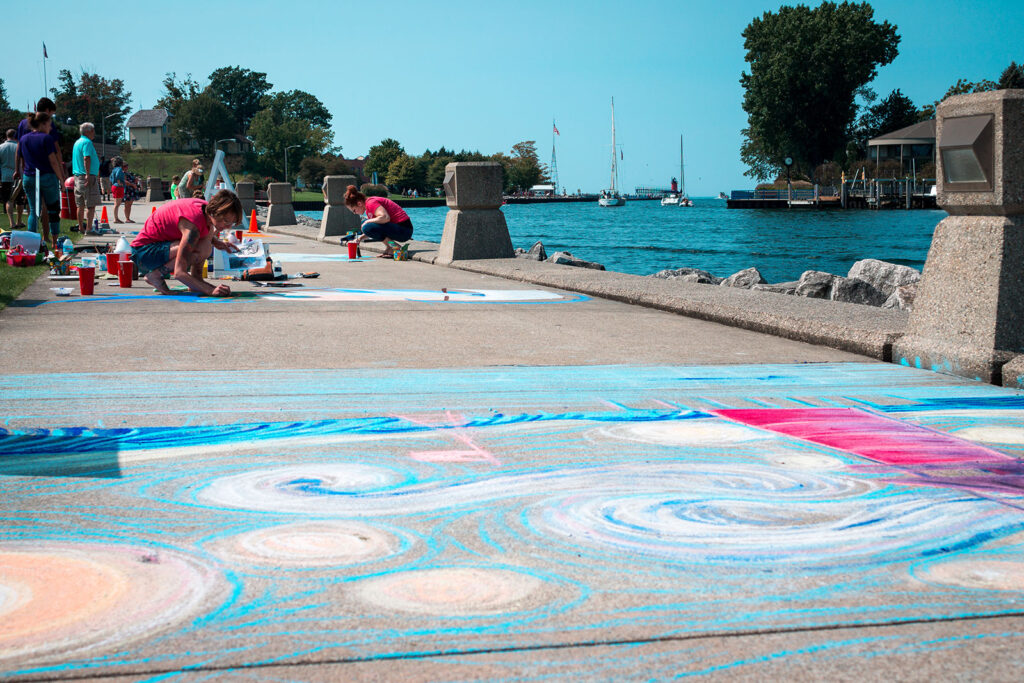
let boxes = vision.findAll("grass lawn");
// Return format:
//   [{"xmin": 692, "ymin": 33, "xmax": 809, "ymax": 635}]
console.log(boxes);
[
  {"xmin": 0, "ymin": 216, "xmax": 88, "ymax": 312},
  {"xmin": 122, "ymin": 152, "xmax": 209, "ymax": 180}
]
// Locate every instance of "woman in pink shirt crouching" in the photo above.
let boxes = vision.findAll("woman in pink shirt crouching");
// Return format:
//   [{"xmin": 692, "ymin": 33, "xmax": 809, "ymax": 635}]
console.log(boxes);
[
  {"xmin": 129, "ymin": 190, "xmax": 242, "ymax": 296},
  {"xmin": 344, "ymin": 185, "xmax": 414, "ymax": 258}
]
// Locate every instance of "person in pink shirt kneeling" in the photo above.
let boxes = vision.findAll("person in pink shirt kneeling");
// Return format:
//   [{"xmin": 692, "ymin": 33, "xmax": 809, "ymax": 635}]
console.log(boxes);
[
  {"xmin": 343, "ymin": 185, "xmax": 414, "ymax": 258},
  {"xmin": 130, "ymin": 189, "xmax": 241, "ymax": 296}
]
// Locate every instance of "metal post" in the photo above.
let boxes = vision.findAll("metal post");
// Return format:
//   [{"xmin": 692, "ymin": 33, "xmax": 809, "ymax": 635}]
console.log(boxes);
[{"xmin": 284, "ymin": 145, "xmax": 300, "ymax": 184}]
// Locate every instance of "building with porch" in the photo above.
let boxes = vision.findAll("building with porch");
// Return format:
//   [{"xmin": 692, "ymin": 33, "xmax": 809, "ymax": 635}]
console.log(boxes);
[{"xmin": 867, "ymin": 119, "xmax": 936, "ymax": 174}]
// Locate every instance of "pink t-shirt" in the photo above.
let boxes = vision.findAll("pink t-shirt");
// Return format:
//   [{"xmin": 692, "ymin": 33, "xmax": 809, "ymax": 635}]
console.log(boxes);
[
  {"xmin": 365, "ymin": 197, "xmax": 410, "ymax": 224},
  {"xmin": 132, "ymin": 198, "xmax": 211, "ymax": 247}
]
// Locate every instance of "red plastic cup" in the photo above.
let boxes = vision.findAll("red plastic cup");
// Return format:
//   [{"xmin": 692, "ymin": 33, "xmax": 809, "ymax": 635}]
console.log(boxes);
[
  {"xmin": 106, "ymin": 252, "xmax": 120, "ymax": 274},
  {"xmin": 347, "ymin": 241, "xmax": 358, "ymax": 259},
  {"xmin": 235, "ymin": 229, "xmax": 243, "ymax": 242},
  {"xmin": 118, "ymin": 259, "xmax": 133, "ymax": 288},
  {"xmin": 78, "ymin": 266, "xmax": 95, "ymax": 295}
]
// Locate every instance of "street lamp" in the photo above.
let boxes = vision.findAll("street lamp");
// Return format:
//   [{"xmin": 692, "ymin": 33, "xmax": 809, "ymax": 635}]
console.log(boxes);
[
  {"xmin": 102, "ymin": 112, "xmax": 119, "ymax": 156},
  {"xmin": 784, "ymin": 156, "xmax": 794, "ymax": 204},
  {"xmin": 284, "ymin": 145, "xmax": 300, "ymax": 185}
]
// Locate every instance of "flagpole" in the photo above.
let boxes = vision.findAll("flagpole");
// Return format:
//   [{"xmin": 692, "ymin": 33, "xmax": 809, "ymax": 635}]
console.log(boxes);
[{"xmin": 42, "ymin": 43, "xmax": 47, "ymax": 97}]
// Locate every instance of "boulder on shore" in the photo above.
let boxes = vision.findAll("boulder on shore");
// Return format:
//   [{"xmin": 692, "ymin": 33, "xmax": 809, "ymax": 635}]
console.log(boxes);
[
  {"xmin": 882, "ymin": 282, "xmax": 918, "ymax": 311},
  {"xmin": 795, "ymin": 270, "xmax": 838, "ymax": 299},
  {"xmin": 720, "ymin": 267, "xmax": 766, "ymax": 289},
  {"xmin": 752, "ymin": 280, "xmax": 799, "ymax": 295},
  {"xmin": 547, "ymin": 251, "xmax": 606, "ymax": 270},
  {"xmin": 831, "ymin": 276, "xmax": 888, "ymax": 307},
  {"xmin": 847, "ymin": 259, "xmax": 921, "ymax": 299},
  {"xmin": 650, "ymin": 267, "xmax": 723, "ymax": 284},
  {"xmin": 515, "ymin": 240, "xmax": 548, "ymax": 261}
]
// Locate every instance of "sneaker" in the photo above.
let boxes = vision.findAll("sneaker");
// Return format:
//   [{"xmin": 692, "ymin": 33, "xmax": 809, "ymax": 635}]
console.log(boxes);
[{"xmin": 70, "ymin": 225, "xmax": 80, "ymax": 233}]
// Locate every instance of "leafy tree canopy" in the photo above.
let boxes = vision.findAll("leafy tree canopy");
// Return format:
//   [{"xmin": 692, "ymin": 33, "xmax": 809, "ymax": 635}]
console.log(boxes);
[
  {"xmin": 853, "ymin": 88, "xmax": 920, "ymax": 152},
  {"xmin": 206, "ymin": 66, "xmax": 272, "ymax": 134},
  {"xmin": 51, "ymin": 69, "xmax": 132, "ymax": 145},
  {"xmin": 0, "ymin": 78, "xmax": 10, "ymax": 112},
  {"xmin": 259, "ymin": 90, "xmax": 332, "ymax": 129},
  {"xmin": 170, "ymin": 93, "xmax": 236, "ymax": 152},
  {"xmin": 739, "ymin": 2, "xmax": 899, "ymax": 180},
  {"xmin": 247, "ymin": 106, "xmax": 334, "ymax": 180},
  {"xmin": 998, "ymin": 61, "xmax": 1024, "ymax": 90},
  {"xmin": 385, "ymin": 153, "xmax": 426, "ymax": 192},
  {"xmin": 505, "ymin": 141, "xmax": 549, "ymax": 191},
  {"xmin": 364, "ymin": 138, "xmax": 405, "ymax": 179},
  {"xmin": 297, "ymin": 154, "xmax": 353, "ymax": 187},
  {"xmin": 155, "ymin": 72, "xmax": 202, "ymax": 118}
]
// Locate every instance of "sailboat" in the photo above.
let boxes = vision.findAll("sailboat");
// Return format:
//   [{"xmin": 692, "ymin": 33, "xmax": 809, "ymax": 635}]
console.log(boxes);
[
  {"xmin": 598, "ymin": 97, "xmax": 625, "ymax": 207},
  {"xmin": 661, "ymin": 135, "xmax": 693, "ymax": 207}
]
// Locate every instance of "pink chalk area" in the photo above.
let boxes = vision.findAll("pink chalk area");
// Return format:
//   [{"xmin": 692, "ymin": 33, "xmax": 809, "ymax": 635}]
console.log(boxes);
[{"xmin": 714, "ymin": 408, "xmax": 1013, "ymax": 467}]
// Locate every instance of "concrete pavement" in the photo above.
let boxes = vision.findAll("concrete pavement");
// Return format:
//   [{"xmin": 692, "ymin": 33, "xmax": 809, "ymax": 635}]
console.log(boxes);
[{"xmin": 2, "ymin": 213, "xmax": 1024, "ymax": 681}]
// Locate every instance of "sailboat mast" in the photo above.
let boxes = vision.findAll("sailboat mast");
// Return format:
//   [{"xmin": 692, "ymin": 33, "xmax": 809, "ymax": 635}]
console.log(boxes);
[
  {"xmin": 680, "ymin": 134, "xmax": 685, "ymax": 197},
  {"xmin": 611, "ymin": 97, "xmax": 617, "ymax": 192}
]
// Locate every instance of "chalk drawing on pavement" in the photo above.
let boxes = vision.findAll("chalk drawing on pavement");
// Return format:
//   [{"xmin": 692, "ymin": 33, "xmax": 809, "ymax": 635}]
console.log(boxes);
[{"xmin": 3, "ymin": 363, "xmax": 1024, "ymax": 678}]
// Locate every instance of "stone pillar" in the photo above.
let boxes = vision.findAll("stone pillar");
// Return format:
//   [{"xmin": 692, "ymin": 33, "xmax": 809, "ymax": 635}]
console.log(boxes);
[
  {"xmin": 236, "ymin": 182, "xmax": 255, "ymax": 217},
  {"xmin": 265, "ymin": 183, "xmax": 296, "ymax": 227},
  {"xmin": 318, "ymin": 175, "xmax": 361, "ymax": 241},
  {"xmin": 145, "ymin": 177, "xmax": 163, "ymax": 202},
  {"xmin": 437, "ymin": 162, "xmax": 513, "ymax": 265},
  {"xmin": 893, "ymin": 89, "xmax": 1024, "ymax": 384}
]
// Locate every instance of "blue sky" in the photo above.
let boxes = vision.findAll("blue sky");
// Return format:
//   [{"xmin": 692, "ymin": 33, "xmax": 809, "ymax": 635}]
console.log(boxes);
[{"xmin": 6, "ymin": 0, "xmax": 1021, "ymax": 195}]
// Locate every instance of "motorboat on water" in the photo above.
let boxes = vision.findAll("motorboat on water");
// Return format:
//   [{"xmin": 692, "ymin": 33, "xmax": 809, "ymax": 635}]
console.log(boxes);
[
  {"xmin": 718, "ymin": 192, "xmax": 728, "ymax": 200},
  {"xmin": 599, "ymin": 97, "xmax": 626, "ymax": 207}
]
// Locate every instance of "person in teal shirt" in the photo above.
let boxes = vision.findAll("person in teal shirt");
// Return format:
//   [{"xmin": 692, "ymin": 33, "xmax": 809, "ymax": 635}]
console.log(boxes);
[{"xmin": 71, "ymin": 122, "xmax": 101, "ymax": 233}]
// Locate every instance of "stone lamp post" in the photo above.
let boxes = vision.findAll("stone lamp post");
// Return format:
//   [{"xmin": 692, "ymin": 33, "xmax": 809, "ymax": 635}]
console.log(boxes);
[
  {"xmin": 893, "ymin": 89, "xmax": 1024, "ymax": 384},
  {"xmin": 437, "ymin": 162, "xmax": 514, "ymax": 265}
]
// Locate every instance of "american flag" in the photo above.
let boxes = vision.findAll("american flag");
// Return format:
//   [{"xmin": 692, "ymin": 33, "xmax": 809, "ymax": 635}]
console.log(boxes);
[
  {"xmin": 43, "ymin": 43, "xmax": 48, "ymax": 58},
  {"xmin": 553, "ymin": 121, "xmax": 560, "ymax": 136}
]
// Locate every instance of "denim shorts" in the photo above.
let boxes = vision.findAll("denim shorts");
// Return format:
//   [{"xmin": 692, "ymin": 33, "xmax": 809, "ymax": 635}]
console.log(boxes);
[{"xmin": 131, "ymin": 242, "xmax": 172, "ymax": 274}]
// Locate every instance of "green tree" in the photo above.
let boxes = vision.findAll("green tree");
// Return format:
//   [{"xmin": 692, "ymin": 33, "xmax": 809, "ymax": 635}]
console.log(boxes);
[
  {"xmin": 426, "ymin": 156, "xmax": 454, "ymax": 189},
  {"xmin": 155, "ymin": 72, "xmax": 202, "ymax": 117},
  {"xmin": 853, "ymin": 88, "xmax": 920, "ymax": 152},
  {"xmin": 364, "ymin": 138, "xmax": 405, "ymax": 181},
  {"xmin": 170, "ymin": 93, "xmax": 236, "ymax": 152},
  {"xmin": 259, "ymin": 90, "xmax": 332, "ymax": 128},
  {"xmin": 998, "ymin": 61, "xmax": 1024, "ymax": 90},
  {"xmin": 385, "ymin": 153, "xmax": 425, "ymax": 192},
  {"xmin": 919, "ymin": 76, "xmax": 1000, "ymax": 120},
  {"xmin": 51, "ymin": 69, "xmax": 132, "ymax": 145},
  {"xmin": 739, "ymin": 2, "xmax": 900, "ymax": 180},
  {"xmin": 248, "ymin": 107, "xmax": 334, "ymax": 180},
  {"xmin": 298, "ymin": 154, "xmax": 352, "ymax": 187},
  {"xmin": 506, "ymin": 141, "xmax": 548, "ymax": 191},
  {"xmin": 206, "ymin": 66, "xmax": 272, "ymax": 134},
  {"xmin": 0, "ymin": 78, "xmax": 10, "ymax": 112}
]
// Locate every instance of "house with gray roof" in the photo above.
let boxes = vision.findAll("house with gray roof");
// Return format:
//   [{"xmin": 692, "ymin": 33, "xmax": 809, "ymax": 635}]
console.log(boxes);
[
  {"xmin": 126, "ymin": 109, "xmax": 173, "ymax": 151},
  {"xmin": 867, "ymin": 119, "xmax": 936, "ymax": 173}
]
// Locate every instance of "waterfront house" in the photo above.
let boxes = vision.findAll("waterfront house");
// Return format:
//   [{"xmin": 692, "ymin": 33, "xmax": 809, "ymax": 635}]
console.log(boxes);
[
  {"xmin": 867, "ymin": 119, "xmax": 936, "ymax": 174},
  {"xmin": 126, "ymin": 109, "xmax": 173, "ymax": 151}
]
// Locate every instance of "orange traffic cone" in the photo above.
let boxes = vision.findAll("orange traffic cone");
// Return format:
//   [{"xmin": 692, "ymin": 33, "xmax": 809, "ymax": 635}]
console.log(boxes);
[
  {"xmin": 248, "ymin": 209, "xmax": 259, "ymax": 233},
  {"xmin": 100, "ymin": 206, "xmax": 109, "ymax": 223}
]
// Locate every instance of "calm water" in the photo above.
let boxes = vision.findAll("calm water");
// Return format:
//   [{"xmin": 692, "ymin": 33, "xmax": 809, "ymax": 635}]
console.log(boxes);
[{"xmin": 300, "ymin": 199, "xmax": 944, "ymax": 283}]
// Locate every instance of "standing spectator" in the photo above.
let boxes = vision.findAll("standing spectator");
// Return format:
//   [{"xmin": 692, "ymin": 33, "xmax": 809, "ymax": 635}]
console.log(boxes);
[
  {"xmin": 71, "ymin": 122, "xmax": 101, "ymax": 234},
  {"xmin": 0, "ymin": 129, "xmax": 17, "ymax": 228},
  {"xmin": 99, "ymin": 156, "xmax": 112, "ymax": 201},
  {"xmin": 178, "ymin": 159, "xmax": 203, "ymax": 198},
  {"xmin": 169, "ymin": 175, "xmax": 180, "ymax": 201},
  {"xmin": 16, "ymin": 112, "xmax": 67, "ymax": 247},
  {"xmin": 123, "ymin": 163, "xmax": 141, "ymax": 223},
  {"xmin": 111, "ymin": 157, "xmax": 126, "ymax": 223},
  {"xmin": 15, "ymin": 98, "xmax": 64, "ymax": 233}
]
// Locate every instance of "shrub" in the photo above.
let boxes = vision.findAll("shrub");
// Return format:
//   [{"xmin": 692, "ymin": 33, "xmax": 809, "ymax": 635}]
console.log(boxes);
[{"xmin": 359, "ymin": 183, "xmax": 388, "ymax": 197}]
